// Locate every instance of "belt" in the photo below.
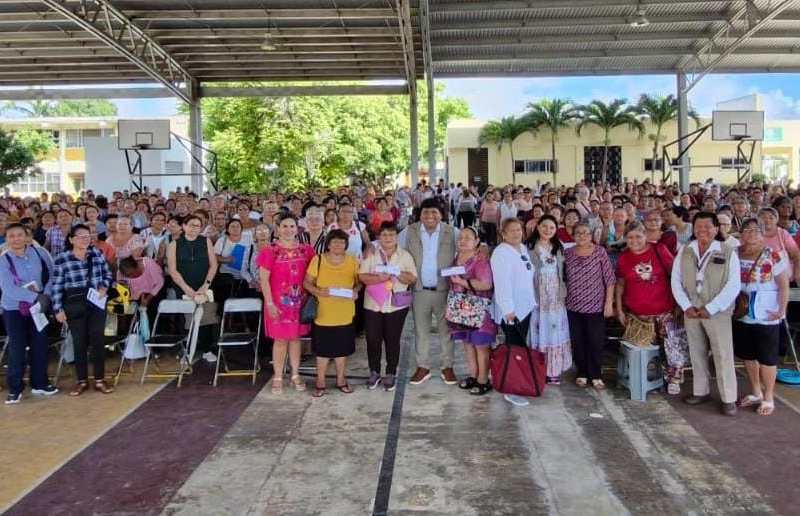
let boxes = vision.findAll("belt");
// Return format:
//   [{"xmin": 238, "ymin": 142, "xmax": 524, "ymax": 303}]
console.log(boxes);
[{"xmin": 422, "ymin": 286, "xmax": 437, "ymax": 291}]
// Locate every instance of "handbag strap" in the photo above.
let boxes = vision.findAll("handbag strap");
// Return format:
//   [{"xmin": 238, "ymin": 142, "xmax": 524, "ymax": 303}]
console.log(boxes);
[
  {"xmin": 5, "ymin": 246, "xmax": 50, "ymax": 288},
  {"xmin": 742, "ymin": 247, "xmax": 770, "ymax": 284}
]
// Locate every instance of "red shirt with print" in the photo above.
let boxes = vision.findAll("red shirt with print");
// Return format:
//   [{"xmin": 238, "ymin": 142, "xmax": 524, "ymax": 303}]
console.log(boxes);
[{"xmin": 616, "ymin": 244, "xmax": 675, "ymax": 316}]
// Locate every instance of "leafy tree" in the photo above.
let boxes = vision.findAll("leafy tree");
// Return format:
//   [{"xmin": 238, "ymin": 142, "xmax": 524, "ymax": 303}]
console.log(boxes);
[
  {"xmin": 479, "ymin": 115, "xmax": 528, "ymax": 186},
  {"xmin": 524, "ymin": 98, "xmax": 579, "ymax": 186},
  {"xmin": 197, "ymin": 82, "xmax": 471, "ymax": 192},
  {"xmin": 1, "ymin": 99, "xmax": 117, "ymax": 117},
  {"xmin": 0, "ymin": 128, "xmax": 56, "ymax": 188},
  {"xmin": 633, "ymin": 94, "xmax": 700, "ymax": 182},
  {"xmin": 576, "ymin": 99, "xmax": 644, "ymax": 185}
]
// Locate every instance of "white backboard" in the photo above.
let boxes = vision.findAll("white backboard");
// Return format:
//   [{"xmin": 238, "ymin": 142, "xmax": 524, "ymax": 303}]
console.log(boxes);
[
  {"xmin": 712, "ymin": 111, "xmax": 764, "ymax": 141},
  {"xmin": 118, "ymin": 119, "xmax": 171, "ymax": 150}
]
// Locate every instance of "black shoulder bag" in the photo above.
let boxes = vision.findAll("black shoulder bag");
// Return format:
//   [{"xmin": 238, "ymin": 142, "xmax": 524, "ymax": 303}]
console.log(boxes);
[
  {"xmin": 300, "ymin": 253, "xmax": 322, "ymax": 324},
  {"xmin": 63, "ymin": 252, "xmax": 94, "ymax": 320}
]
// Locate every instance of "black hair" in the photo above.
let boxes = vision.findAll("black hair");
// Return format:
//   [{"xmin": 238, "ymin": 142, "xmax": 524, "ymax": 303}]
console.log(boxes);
[
  {"xmin": 5, "ymin": 222, "xmax": 26, "ymax": 234},
  {"xmin": 690, "ymin": 211, "xmax": 725, "ymax": 242},
  {"xmin": 225, "ymin": 218, "xmax": 243, "ymax": 234},
  {"xmin": 65, "ymin": 224, "xmax": 91, "ymax": 251},
  {"xmin": 182, "ymin": 215, "xmax": 203, "ymax": 227},
  {"xmin": 419, "ymin": 197, "xmax": 444, "ymax": 217},
  {"xmin": 378, "ymin": 221, "xmax": 399, "ymax": 234},
  {"xmin": 119, "ymin": 256, "xmax": 139, "ymax": 276},
  {"xmin": 527, "ymin": 214, "xmax": 563, "ymax": 256},
  {"xmin": 324, "ymin": 229, "xmax": 349, "ymax": 251},
  {"xmin": 671, "ymin": 205, "xmax": 690, "ymax": 223}
]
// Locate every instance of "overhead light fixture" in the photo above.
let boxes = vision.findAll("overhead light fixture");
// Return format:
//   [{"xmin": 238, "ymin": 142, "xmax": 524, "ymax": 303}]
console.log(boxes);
[
  {"xmin": 629, "ymin": 8, "xmax": 650, "ymax": 27},
  {"xmin": 260, "ymin": 29, "xmax": 278, "ymax": 51}
]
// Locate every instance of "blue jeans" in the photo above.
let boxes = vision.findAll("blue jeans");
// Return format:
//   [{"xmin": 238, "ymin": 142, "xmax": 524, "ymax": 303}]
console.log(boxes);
[{"xmin": 4, "ymin": 309, "xmax": 50, "ymax": 395}]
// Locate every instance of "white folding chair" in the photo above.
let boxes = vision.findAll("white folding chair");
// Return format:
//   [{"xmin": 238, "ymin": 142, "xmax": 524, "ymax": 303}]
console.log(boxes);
[
  {"xmin": 141, "ymin": 299, "xmax": 198, "ymax": 387},
  {"xmin": 214, "ymin": 298, "xmax": 262, "ymax": 386}
]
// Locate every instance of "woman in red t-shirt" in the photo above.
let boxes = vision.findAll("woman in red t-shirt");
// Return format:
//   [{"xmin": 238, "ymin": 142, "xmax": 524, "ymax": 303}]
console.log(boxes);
[{"xmin": 615, "ymin": 221, "xmax": 689, "ymax": 395}]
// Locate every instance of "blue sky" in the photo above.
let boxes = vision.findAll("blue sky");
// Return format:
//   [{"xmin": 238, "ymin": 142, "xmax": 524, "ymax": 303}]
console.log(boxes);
[{"xmin": 112, "ymin": 73, "xmax": 800, "ymax": 122}]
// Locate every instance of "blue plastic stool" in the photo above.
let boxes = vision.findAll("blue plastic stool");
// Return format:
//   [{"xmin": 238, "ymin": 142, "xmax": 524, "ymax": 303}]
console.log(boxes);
[{"xmin": 616, "ymin": 340, "xmax": 664, "ymax": 401}]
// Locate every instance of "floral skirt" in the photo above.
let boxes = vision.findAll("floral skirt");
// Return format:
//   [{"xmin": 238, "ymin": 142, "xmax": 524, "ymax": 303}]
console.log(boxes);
[
  {"xmin": 634, "ymin": 311, "xmax": 690, "ymax": 383},
  {"xmin": 528, "ymin": 306, "xmax": 572, "ymax": 377}
]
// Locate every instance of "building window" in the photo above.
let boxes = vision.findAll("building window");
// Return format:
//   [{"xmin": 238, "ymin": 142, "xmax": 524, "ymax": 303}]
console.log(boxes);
[
  {"xmin": 65, "ymin": 129, "xmax": 82, "ymax": 148},
  {"xmin": 11, "ymin": 172, "xmax": 60, "ymax": 194},
  {"xmin": 514, "ymin": 159, "xmax": 554, "ymax": 173},
  {"xmin": 101, "ymin": 128, "xmax": 116, "ymax": 138},
  {"xmin": 643, "ymin": 158, "xmax": 689, "ymax": 171},
  {"xmin": 82, "ymin": 129, "xmax": 101, "ymax": 139},
  {"xmin": 721, "ymin": 157, "xmax": 748, "ymax": 169}
]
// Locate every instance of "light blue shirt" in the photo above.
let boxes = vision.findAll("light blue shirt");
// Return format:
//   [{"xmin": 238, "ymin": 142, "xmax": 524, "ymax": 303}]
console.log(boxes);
[
  {"xmin": 398, "ymin": 223, "xmax": 460, "ymax": 288},
  {"xmin": 0, "ymin": 245, "xmax": 55, "ymax": 311}
]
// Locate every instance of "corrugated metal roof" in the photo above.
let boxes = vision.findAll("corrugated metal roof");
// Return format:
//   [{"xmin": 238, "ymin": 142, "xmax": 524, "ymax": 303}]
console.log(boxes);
[{"xmin": 0, "ymin": 0, "xmax": 797, "ymax": 88}]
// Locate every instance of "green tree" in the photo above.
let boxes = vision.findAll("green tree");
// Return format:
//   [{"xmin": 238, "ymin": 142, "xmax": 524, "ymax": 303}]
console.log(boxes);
[
  {"xmin": 524, "ymin": 98, "xmax": 579, "ymax": 186},
  {"xmin": 198, "ymin": 82, "xmax": 471, "ymax": 192},
  {"xmin": 479, "ymin": 116, "xmax": 527, "ymax": 186},
  {"xmin": 0, "ymin": 128, "xmax": 56, "ymax": 188},
  {"xmin": 633, "ymin": 94, "xmax": 700, "ymax": 182},
  {"xmin": 0, "ymin": 99, "xmax": 117, "ymax": 117},
  {"xmin": 576, "ymin": 99, "xmax": 644, "ymax": 185}
]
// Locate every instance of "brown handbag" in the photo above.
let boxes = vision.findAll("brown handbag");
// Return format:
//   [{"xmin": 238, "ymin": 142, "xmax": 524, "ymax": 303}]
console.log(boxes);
[
  {"xmin": 732, "ymin": 248, "xmax": 768, "ymax": 320},
  {"xmin": 622, "ymin": 313, "xmax": 657, "ymax": 347}
]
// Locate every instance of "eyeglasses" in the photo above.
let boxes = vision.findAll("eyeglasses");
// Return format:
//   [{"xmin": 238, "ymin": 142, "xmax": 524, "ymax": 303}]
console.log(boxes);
[{"xmin": 521, "ymin": 254, "xmax": 532, "ymax": 270}]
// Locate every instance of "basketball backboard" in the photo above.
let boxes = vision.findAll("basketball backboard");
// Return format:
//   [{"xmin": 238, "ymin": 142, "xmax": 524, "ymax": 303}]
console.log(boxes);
[
  {"xmin": 712, "ymin": 111, "xmax": 764, "ymax": 141},
  {"xmin": 118, "ymin": 119, "xmax": 171, "ymax": 150}
]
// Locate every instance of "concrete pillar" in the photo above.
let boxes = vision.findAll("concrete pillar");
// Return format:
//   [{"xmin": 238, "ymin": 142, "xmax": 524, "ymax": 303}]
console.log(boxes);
[
  {"xmin": 427, "ymin": 77, "xmax": 436, "ymax": 184},
  {"xmin": 410, "ymin": 86, "xmax": 419, "ymax": 186},
  {"xmin": 677, "ymin": 72, "xmax": 690, "ymax": 192},
  {"xmin": 188, "ymin": 80, "xmax": 204, "ymax": 194}
]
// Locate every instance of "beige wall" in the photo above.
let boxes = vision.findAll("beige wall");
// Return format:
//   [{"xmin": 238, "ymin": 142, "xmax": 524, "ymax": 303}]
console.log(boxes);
[{"xmin": 447, "ymin": 118, "xmax": 775, "ymax": 187}]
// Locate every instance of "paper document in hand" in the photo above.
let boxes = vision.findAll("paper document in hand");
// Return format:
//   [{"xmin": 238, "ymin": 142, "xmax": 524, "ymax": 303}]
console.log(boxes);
[
  {"xmin": 32, "ymin": 313, "xmax": 49, "ymax": 332},
  {"xmin": 329, "ymin": 288, "xmax": 354, "ymax": 298},
  {"xmin": 87, "ymin": 288, "xmax": 108, "ymax": 309},
  {"xmin": 441, "ymin": 266, "xmax": 466, "ymax": 277}
]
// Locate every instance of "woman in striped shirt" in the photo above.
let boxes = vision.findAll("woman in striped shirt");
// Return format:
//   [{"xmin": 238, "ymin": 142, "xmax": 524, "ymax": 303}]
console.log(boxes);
[{"xmin": 564, "ymin": 221, "xmax": 615, "ymax": 390}]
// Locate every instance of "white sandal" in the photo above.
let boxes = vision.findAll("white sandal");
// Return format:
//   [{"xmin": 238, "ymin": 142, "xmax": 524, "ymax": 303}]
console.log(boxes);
[
  {"xmin": 737, "ymin": 394, "xmax": 762, "ymax": 408},
  {"xmin": 757, "ymin": 400, "xmax": 775, "ymax": 416}
]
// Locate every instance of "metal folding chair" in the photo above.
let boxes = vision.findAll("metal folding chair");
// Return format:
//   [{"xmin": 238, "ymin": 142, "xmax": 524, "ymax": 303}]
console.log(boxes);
[
  {"xmin": 141, "ymin": 299, "xmax": 201, "ymax": 388},
  {"xmin": 114, "ymin": 304, "xmax": 142, "ymax": 386},
  {"xmin": 214, "ymin": 298, "xmax": 262, "ymax": 386}
]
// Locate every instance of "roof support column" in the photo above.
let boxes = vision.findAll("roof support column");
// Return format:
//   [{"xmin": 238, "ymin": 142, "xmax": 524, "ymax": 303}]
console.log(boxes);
[
  {"xmin": 677, "ymin": 72, "xmax": 690, "ymax": 192},
  {"xmin": 188, "ymin": 80, "xmax": 204, "ymax": 194},
  {"xmin": 420, "ymin": 0, "xmax": 436, "ymax": 185},
  {"xmin": 410, "ymin": 85, "xmax": 419, "ymax": 187},
  {"xmin": 426, "ymin": 80, "xmax": 435, "ymax": 185}
]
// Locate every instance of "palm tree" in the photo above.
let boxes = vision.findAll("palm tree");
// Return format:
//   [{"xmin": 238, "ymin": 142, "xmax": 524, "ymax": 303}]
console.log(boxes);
[
  {"xmin": 524, "ymin": 98, "xmax": 580, "ymax": 186},
  {"xmin": 0, "ymin": 100, "xmax": 56, "ymax": 117},
  {"xmin": 576, "ymin": 99, "xmax": 644, "ymax": 185},
  {"xmin": 633, "ymin": 94, "xmax": 701, "ymax": 183},
  {"xmin": 478, "ymin": 116, "xmax": 528, "ymax": 186}
]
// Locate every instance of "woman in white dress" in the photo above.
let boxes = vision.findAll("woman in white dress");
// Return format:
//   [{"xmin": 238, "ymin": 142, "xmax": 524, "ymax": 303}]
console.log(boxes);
[{"xmin": 526, "ymin": 215, "xmax": 572, "ymax": 384}]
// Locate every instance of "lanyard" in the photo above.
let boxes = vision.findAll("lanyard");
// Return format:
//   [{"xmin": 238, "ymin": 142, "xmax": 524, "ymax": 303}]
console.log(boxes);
[{"xmin": 694, "ymin": 244, "xmax": 716, "ymax": 291}]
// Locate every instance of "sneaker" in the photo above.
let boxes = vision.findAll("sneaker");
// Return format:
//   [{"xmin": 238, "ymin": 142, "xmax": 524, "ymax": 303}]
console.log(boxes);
[
  {"xmin": 31, "ymin": 385, "xmax": 59, "ymax": 396},
  {"xmin": 409, "ymin": 367, "xmax": 431, "ymax": 385},
  {"xmin": 366, "ymin": 371, "xmax": 381, "ymax": 390},
  {"xmin": 5, "ymin": 392, "xmax": 22, "ymax": 405},
  {"xmin": 383, "ymin": 374, "xmax": 396, "ymax": 392},
  {"xmin": 441, "ymin": 368, "xmax": 458, "ymax": 385},
  {"xmin": 503, "ymin": 394, "xmax": 530, "ymax": 407},
  {"xmin": 202, "ymin": 352, "xmax": 218, "ymax": 363}
]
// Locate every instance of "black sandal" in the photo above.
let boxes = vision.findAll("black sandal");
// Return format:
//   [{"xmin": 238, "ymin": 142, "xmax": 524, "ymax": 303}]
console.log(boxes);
[
  {"xmin": 336, "ymin": 384, "xmax": 353, "ymax": 394},
  {"xmin": 469, "ymin": 382, "xmax": 492, "ymax": 396},
  {"xmin": 458, "ymin": 377, "xmax": 477, "ymax": 390}
]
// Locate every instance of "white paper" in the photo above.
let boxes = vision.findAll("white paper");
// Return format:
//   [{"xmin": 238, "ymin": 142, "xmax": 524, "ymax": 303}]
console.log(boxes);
[
  {"xmin": 375, "ymin": 264, "xmax": 401, "ymax": 276},
  {"xmin": 440, "ymin": 266, "xmax": 466, "ymax": 277},
  {"xmin": 32, "ymin": 312, "xmax": 49, "ymax": 332},
  {"xmin": 87, "ymin": 288, "xmax": 108, "ymax": 309},
  {"xmin": 753, "ymin": 290, "xmax": 779, "ymax": 321},
  {"xmin": 563, "ymin": 242, "xmax": 577, "ymax": 249},
  {"xmin": 22, "ymin": 280, "xmax": 40, "ymax": 292},
  {"xmin": 329, "ymin": 288, "xmax": 354, "ymax": 298}
]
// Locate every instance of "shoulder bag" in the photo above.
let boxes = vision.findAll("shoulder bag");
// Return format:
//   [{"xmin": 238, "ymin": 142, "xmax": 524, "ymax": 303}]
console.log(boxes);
[
  {"xmin": 380, "ymin": 248, "xmax": 413, "ymax": 308},
  {"xmin": 444, "ymin": 260, "xmax": 491, "ymax": 328},
  {"xmin": 733, "ymin": 248, "xmax": 769, "ymax": 320},
  {"xmin": 300, "ymin": 253, "xmax": 322, "ymax": 324},
  {"xmin": 62, "ymin": 252, "xmax": 95, "ymax": 320},
  {"xmin": 622, "ymin": 313, "xmax": 657, "ymax": 347}
]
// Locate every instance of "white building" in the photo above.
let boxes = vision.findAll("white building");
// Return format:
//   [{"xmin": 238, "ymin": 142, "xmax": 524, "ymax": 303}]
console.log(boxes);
[{"xmin": 0, "ymin": 115, "xmax": 192, "ymax": 196}]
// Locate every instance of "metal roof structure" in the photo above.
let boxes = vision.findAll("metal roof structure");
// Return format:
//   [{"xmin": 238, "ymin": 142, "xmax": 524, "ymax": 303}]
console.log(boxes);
[
  {"xmin": 0, "ymin": 1, "xmax": 798, "ymax": 97},
  {"xmin": 0, "ymin": 0, "xmax": 798, "ymax": 190}
]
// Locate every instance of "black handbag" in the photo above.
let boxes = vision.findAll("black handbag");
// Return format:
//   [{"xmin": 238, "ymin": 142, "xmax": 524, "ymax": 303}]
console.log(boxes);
[
  {"xmin": 300, "ymin": 253, "xmax": 322, "ymax": 324},
  {"xmin": 62, "ymin": 253, "xmax": 94, "ymax": 320}
]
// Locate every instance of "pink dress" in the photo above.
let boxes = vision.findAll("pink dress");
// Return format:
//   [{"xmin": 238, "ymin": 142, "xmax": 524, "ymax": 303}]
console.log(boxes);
[{"xmin": 257, "ymin": 243, "xmax": 315, "ymax": 339}]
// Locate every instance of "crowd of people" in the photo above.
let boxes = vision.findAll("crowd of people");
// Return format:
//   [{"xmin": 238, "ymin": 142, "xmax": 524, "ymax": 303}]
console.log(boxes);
[{"xmin": 0, "ymin": 176, "xmax": 795, "ymax": 416}]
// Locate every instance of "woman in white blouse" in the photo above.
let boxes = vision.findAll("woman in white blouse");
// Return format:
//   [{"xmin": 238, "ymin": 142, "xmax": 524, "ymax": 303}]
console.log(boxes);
[{"xmin": 491, "ymin": 217, "xmax": 536, "ymax": 345}]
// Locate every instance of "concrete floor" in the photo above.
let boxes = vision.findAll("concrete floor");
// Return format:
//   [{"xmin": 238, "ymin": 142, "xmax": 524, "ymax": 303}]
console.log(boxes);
[{"xmin": 4, "ymin": 318, "xmax": 800, "ymax": 515}]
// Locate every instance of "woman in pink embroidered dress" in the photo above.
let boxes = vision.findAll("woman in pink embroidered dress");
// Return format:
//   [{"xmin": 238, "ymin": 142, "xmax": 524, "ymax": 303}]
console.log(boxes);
[{"xmin": 257, "ymin": 215, "xmax": 315, "ymax": 394}]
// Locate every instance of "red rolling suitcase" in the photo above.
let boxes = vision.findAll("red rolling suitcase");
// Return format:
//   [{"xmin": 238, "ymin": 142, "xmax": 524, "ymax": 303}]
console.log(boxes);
[{"xmin": 490, "ymin": 343, "xmax": 546, "ymax": 398}]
